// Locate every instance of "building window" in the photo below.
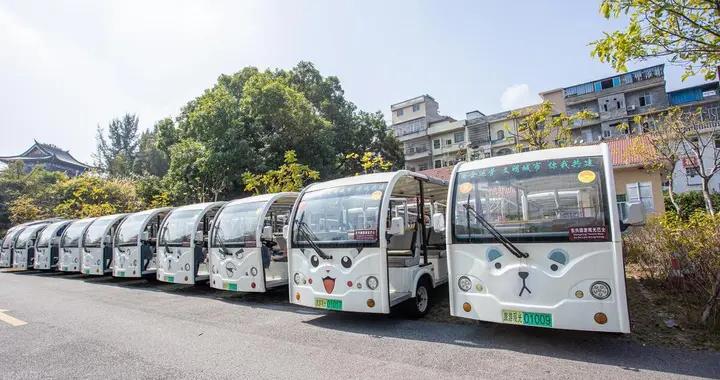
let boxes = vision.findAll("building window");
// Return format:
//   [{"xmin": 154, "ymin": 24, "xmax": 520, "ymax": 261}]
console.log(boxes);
[
  {"xmin": 396, "ymin": 109, "xmax": 404, "ymax": 117},
  {"xmin": 639, "ymin": 93, "xmax": 652, "ymax": 107},
  {"xmin": 715, "ymin": 134, "xmax": 720, "ymax": 149},
  {"xmin": 433, "ymin": 139, "xmax": 441, "ymax": 149},
  {"xmin": 446, "ymin": 139, "xmax": 452, "ymax": 146},
  {"xmin": 496, "ymin": 148, "xmax": 513, "ymax": 156},
  {"xmin": 627, "ymin": 182, "xmax": 654, "ymax": 212},
  {"xmin": 412, "ymin": 104, "xmax": 420, "ymax": 112},
  {"xmin": 418, "ymin": 164, "xmax": 428, "ymax": 171},
  {"xmin": 496, "ymin": 130, "xmax": 505, "ymax": 140},
  {"xmin": 434, "ymin": 160, "xmax": 442, "ymax": 169},
  {"xmin": 454, "ymin": 131, "xmax": 465, "ymax": 143}
]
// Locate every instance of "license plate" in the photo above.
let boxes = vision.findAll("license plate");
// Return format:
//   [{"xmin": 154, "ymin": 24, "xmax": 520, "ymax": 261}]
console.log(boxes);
[
  {"xmin": 117, "ymin": 271, "xmax": 125, "ymax": 277},
  {"xmin": 62, "ymin": 266, "xmax": 68, "ymax": 271},
  {"xmin": 166, "ymin": 276, "xmax": 174, "ymax": 283},
  {"xmin": 315, "ymin": 298, "xmax": 342, "ymax": 311},
  {"xmin": 502, "ymin": 309, "xmax": 553, "ymax": 328},
  {"xmin": 84, "ymin": 269, "xmax": 90, "ymax": 275},
  {"xmin": 223, "ymin": 282, "xmax": 237, "ymax": 291}
]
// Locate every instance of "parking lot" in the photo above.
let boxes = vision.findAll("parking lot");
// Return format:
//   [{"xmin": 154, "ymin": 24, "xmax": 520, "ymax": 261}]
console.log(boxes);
[{"xmin": 1, "ymin": 270, "xmax": 719, "ymax": 379}]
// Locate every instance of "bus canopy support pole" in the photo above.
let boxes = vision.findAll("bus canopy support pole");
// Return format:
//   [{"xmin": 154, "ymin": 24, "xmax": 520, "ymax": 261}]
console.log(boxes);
[{"xmin": 418, "ymin": 180, "xmax": 428, "ymax": 266}]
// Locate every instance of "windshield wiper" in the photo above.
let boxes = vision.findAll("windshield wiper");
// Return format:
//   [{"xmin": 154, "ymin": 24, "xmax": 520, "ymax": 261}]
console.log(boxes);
[
  {"xmin": 297, "ymin": 212, "xmax": 332, "ymax": 260},
  {"xmin": 462, "ymin": 197, "xmax": 528, "ymax": 259}
]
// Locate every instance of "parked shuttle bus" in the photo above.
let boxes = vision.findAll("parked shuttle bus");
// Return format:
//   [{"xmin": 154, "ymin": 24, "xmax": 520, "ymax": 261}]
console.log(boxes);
[
  {"xmin": 445, "ymin": 144, "xmax": 643, "ymax": 333},
  {"xmin": 81, "ymin": 214, "xmax": 129, "ymax": 275},
  {"xmin": 34, "ymin": 220, "xmax": 74, "ymax": 270},
  {"xmin": 12, "ymin": 221, "xmax": 53, "ymax": 270},
  {"xmin": 288, "ymin": 171, "xmax": 448, "ymax": 316},
  {"xmin": 58, "ymin": 218, "xmax": 96, "ymax": 272},
  {"xmin": 0, "ymin": 225, "xmax": 26, "ymax": 268},
  {"xmin": 209, "ymin": 193, "xmax": 298, "ymax": 292},
  {"xmin": 113, "ymin": 207, "xmax": 172, "ymax": 278},
  {"xmin": 156, "ymin": 202, "xmax": 225, "ymax": 284}
]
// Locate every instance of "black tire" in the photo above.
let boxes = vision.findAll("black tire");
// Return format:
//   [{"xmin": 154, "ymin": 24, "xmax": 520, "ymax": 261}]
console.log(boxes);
[{"xmin": 405, "ymin": 277, "xmax": 432, "ymax": 318}]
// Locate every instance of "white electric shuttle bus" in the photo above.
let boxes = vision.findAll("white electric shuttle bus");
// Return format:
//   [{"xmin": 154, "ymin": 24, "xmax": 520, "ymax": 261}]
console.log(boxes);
[
  {"xmin": 113, "ymin": 207, "xmax": 172, "ymax": 278},
  {"xmin": 445, "ymin": 144, "xmax": 643, "ymax": 333},
  {"xmin": 209, "ymin": 193, "xmax": 298, "ymax": 292},
  {"xmin": 0, "ymin": 225, "xmax": 27, "ymax": 268},
  {"xmin": 81, "ymin": 214, "xmax": 129, "ymax": 275},
  {"xmin": 34, "ymin": 220, "xmax": 74, "ymax": 270},
  {"xmin": 58, "ymin": 218, "xmax": 96, "ymax": 272},
  {"xmin": 12, "ymin": 220, "xmax": 54, "ymax": 270},
  {"xmin": 156, "ymin": 202, "xmax": 225, "ymax": 284},
  {"xmin": 288, "ymin": 171, "xmax": 449, "ymax": 316}
]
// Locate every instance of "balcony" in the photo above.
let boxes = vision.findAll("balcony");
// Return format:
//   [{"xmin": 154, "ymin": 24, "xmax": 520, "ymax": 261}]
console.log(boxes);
[{"xmin": 404, "ymin": 147, "xmax": 431, "ymax": 161}]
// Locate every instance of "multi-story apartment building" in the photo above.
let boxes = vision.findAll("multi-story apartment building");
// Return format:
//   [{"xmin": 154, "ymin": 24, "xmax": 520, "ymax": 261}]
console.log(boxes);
[
  {"xmin": 563, "ymin": 64, "xmax": 669, "ymax": 142},
  {"xmin": 665, "ymin": 81, "xmax": 720, "ymax": 194},
  {"xmin": 390, "ymin": 95, "xmax": 443, "ymax": 171}
]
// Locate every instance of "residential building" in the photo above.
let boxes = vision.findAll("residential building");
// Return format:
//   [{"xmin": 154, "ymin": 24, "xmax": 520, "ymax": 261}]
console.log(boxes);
[
  {"xmin": 390, "ymin": 95, "xmax": 444, "ymax": 171},
  {"xmin": 563, "ymin": 64, "xmax": 669, "ymax": 142},
  {"xmin": 0, "ymin": 140, "xmax": 90, "ymax": 176},
  {"xmin": 665, "ymin": 81, "xmax": 720, "ymax": 194},
  {"xmin": 428, "ymin": 118, "xmax": 467, "ymax": 169}
]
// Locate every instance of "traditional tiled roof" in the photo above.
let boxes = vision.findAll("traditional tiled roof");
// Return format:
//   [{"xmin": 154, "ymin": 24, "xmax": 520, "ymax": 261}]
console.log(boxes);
[
  {"xmin": 417, "ymin": 166, "xmax": 453, "ymax": 181},
  {"xmin": 0, "ymin": 140, "xmax": 90, "ymax": 169}
]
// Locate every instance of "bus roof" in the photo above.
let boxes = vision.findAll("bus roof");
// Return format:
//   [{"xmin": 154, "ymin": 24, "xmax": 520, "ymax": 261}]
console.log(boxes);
[
  {"xmin": 457, "ymin": 144, "xmax": 607, "ymax": 173},
  {"xmin": 306, "ymin": 171, "xmax": 447, "ymax": 192},
  {"xmin": 224, "ymin": 192, "xmax": 298, "ymax": 207}
]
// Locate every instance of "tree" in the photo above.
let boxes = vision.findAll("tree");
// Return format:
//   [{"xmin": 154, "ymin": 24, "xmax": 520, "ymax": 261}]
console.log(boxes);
[
  {"xmin": 242, "ymin": 150, "xmax": 320, "ymax": 194},
  {"xmin": 630, "ymin": 109, "xmax": 687, "ymax": 214},
  {"xmin": 133, "ymin": 128, "xmax": 169, "ymax": 177},
  {"xmin": 506, "ymin": 101, "xmax": 596, "ymax": 150},
  {"xmin": 675, "ymin": 107, "xmax": 720, "ymax": 214},
  {"xmin": 343, "ymin": 152, "xmax": 393, "ymax": 175},
  {"xmin": 591, "ymin": 0, "xmax": 720, "ymax": 80},
  {"xmin": 164, "ymin": 139, "xmax": 215, "ymax": 203},
  {"xmin": 52, "ymin": 174, "xmax": 142, "ymax": 218},
  {"xmin": 0, "ymin": 162, "xmax": 66, "ymax": 228},
  {"xmin": 95, "ymin": 113, "xmax": 141, "ymax": 177}
]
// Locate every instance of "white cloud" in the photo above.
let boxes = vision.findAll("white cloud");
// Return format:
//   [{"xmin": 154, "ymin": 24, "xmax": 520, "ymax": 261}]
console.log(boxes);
[{"xmin": 499, "ymin": 84, "xmax": 541, "ymax": 111}]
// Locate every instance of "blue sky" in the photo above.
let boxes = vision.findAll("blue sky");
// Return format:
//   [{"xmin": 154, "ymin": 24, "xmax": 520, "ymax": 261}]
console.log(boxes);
[{"xmin": 0, "ymin": 0, "xmax": 711, "ymax": 164}]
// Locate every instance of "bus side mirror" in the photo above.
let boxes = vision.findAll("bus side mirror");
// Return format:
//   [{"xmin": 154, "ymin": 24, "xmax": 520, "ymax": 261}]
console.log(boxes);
[
  {"xmin": 282, "ymin": 225, "xmax": 289, "ymax": 240},
  {"xmin": 141, "ymin": 231, "xmax": 150, "ymax": 242},
  {"xmin": 432, "ymin": 213, "xmax": 445, "ymax": 232},
  {"xmin": 103, "ymin": 235, "xmax": 112, "ymax": 244},
  {"xmin": 388, "ymin": 217, "xmax": 405, "ymax": 235},
  {"xmin": 195, "ymin": 230, "xmax": 204, "ymax": 242},
  {"xmin": 261, "ymin": 226, "xmax": 273, "ymax": 240},
  {"xmin": 622, "ymin": 202, "xmax": 644, "ymax": 226}
]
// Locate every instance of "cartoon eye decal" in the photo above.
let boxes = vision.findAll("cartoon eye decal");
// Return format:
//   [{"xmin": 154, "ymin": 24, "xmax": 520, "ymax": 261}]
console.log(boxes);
[
  {"xmin": 341, "ymin": 256, "xmax": 352, "ymax": 269},
  {"xmin": 487, "ymin": 248, "xmax": 502, "ymax": 262},
  {"xmin": 548, "ymin": 249, "xmax": 568, "ymax": 271},
  {"xmin": 310, "ymin": 255, "xmax": 319, "ymax": 267}
]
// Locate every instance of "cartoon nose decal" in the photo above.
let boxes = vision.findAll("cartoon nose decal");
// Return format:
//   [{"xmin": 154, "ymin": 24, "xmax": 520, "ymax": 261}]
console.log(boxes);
[{"xmin": 518, "ymin": 271, "xmax": 531, "ymax": 297}]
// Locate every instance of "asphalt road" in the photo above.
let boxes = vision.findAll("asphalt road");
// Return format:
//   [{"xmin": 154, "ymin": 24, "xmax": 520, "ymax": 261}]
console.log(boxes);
[{"xmin": 0, "ymin": 270, "xmax": 718, "ymax": 380}]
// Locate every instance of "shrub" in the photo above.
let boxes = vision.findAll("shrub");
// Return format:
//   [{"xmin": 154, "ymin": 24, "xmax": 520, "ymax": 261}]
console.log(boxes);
[
  {"xmin": 625, "ymin": 211, "xmax": 720, "ymax": 327},
  {"xmin": 665, "ymin": 191, "xmax": 720, "ymax": 218}
]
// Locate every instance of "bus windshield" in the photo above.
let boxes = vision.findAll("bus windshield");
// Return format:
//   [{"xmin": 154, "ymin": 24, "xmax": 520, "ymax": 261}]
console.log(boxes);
[
  {"xmin": 453, "ymin": 156, "xmax": 610, "ymax": 243},
  {"xmin": 115, "ymin": 212, "xmax": 151, "ymax": 246},
  {"xmin": 14, "ymin": 227, "xmax": 37, "ymax": 248},
  {"xmin": 62, "ymin": 220, "xmax": 92, "ymax": 247},
  {"xmin": 37, "ymin": 222, "xmax": 63, "ymax": 247},
  {"xmin": 293, "ymin": 183, "xmax": 385, "ymax": 247},
  {"xmin": 160, "ymin": 209, "xmax": 200, "ymax": 246},
  {"xmin": 83, "ymin": 217, "xmax": 115, "ymax": 247},
  {"xmin": 2, "ymin": 229, "xmax": 20, "ymax": 248},
  {"xmin": 213, "ymin": 202, "xmax": 264, "ymax": 247}
]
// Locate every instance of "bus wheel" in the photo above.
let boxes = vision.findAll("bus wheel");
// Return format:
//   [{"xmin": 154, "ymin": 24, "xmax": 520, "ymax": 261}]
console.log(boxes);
[{"xmin": 406, "ymin": 278, "xmax": 432, "ymax": 318}]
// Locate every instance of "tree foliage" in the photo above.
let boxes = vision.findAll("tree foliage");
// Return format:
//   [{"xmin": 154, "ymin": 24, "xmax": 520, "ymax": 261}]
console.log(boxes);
[
  {"xmin": 591, "ymin": 0, "xmax": 720, "ymax": 80},
  {"xmin": 343, "ymin": 152, "xmax": 393, "ymax": 175},
  {"xmin": 507, "ymin": 101, "xmax": 596, "ymax": 150},
  {"xmin": 242, "ymin": 150, "xmax": 320, "ymax": 194},
  {"xmin": 95, "ymin": 113, "xmax": 141, "ymax": 177}
]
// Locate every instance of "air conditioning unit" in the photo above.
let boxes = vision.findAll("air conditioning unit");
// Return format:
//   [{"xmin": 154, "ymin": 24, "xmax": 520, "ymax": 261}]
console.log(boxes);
[{"xmin": 627, "ymin": 105, "xmax": 637, "ymax": 111}]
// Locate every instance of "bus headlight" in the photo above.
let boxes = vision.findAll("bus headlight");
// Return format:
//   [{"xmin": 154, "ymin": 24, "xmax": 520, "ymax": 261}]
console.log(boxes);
[
  {"xmin": 293, "ymin": 273, "xmax": 305, "ymax": 285},
  {"xmin": 590, "ymin": 281, "xmax": 611, "ymax": 300},
  {"xmin": 458, "ymin": 276, "xmax": 472, "ymax": 292},
  {"xmin": 250, "ymin": 267, "xmax": 258, "ymax": 276},
  {"xmin": 366, "ymin": 276, "xmax": 378, "ymax": 290}
]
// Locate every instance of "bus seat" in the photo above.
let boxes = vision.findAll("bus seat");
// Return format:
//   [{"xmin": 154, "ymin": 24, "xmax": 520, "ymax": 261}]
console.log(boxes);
[{"xmin": 274, "ymin": 236, "xmax": 288, "ymax": 255}]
